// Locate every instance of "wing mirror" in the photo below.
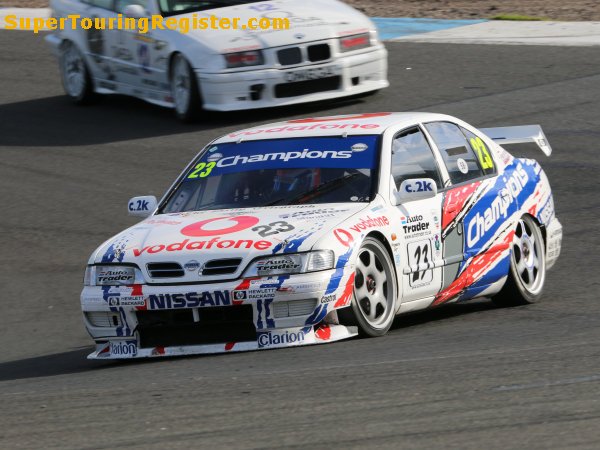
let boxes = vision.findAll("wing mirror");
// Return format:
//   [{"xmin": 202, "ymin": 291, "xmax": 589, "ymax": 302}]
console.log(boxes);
[
  {"xmin": 128, "ymin": 196, "xmax": 157, "ymax": 218},
  {"xmin": 391, "ymin": 178, "xmax": 437, "ymax": 206},
  {"xmin": 123, "ymin": 4, "xmax": 147, "ymax": 18}
]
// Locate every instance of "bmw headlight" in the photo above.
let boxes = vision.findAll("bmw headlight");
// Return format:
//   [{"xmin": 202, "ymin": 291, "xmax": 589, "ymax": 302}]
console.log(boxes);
[
  {"xmin": 224, "ymin": 50, "xmax": 264, "ymax": 68},
  {"xmin": 84, "ymin": 265, "xmax": 145, "ymax": 286},
  {"xmin": 244, "ymin": 251, "xmax": 334, "ymax": 277}
]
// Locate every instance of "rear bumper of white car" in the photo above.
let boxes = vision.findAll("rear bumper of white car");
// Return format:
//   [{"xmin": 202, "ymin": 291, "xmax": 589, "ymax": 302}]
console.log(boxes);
[
  {"xmin": 82, "ymin": 268, "xmax": 357, "ymax": 359},
  {"xmin": 197, "ymin": 46, "xmax": 388, "ymax": 111}
]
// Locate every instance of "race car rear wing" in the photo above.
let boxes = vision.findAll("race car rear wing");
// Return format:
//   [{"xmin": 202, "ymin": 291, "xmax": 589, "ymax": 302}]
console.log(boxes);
[{"xmin": 480, "ymin": 125, "xmax": 552, "ymax": 156}]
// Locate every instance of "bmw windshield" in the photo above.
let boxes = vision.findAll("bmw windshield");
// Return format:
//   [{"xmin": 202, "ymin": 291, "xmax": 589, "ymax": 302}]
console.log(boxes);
[{"xmin": 160, "ymin": 136, "xmax": 380, "ymax": 213}]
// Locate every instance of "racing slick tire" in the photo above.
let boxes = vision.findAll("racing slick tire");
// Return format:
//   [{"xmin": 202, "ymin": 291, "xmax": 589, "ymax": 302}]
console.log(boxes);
[
  {"xmin": 60, "ymin": 41, "xmax": 95, "ymax": 105},
  {"xmin": 493, "ymin": 215, "xmax": 546, "ymax": 306},
  {"xmin": 338, "ymin": 237, "xmax": 398, "ymax": 337},
  {"xmin": 170, "ymin": 53, "xmax": 204, "ymax": 123}
]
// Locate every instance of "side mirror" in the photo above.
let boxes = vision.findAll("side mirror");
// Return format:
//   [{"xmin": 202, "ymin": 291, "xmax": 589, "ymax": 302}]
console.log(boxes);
[
  {"xmin": 392, "ymin": 178, "xmax": 437, "ymax": 205},
  {"xmin": 128, "ymin": 196, "xmax": 157, "ymax": 218},
  {"xmin": 123, "ymin": 4, "xmax": 147, "ymax": 18}
]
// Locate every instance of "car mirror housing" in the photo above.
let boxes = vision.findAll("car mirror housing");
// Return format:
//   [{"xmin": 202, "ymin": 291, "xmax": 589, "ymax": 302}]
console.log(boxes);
[
  {"xmin": 123, "ymin": 4, "xmax": 147, "ymax": 18},
  {"xmin": 392, "ymin": 178, "xmax": 438, "ymax": 205},
  {"xmin": 128, "ymin": 195, "xmax": 157, "ymax": 218}
]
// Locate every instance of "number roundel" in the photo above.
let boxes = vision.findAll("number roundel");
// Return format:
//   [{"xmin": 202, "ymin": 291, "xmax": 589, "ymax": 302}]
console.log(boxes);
[{"xmin": 181, "ymin": 216, "xmax": 260, "ymax": 237}]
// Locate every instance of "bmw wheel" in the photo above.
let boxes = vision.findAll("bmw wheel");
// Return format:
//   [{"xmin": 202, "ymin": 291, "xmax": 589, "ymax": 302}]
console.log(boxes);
[
  {"xmin": 170, "ymin": 53, "xmax": 203, "ymax": 122},
  {"xmin": 339, "ymin": 237, "xmax": 398, "ymax": 337},
  {"xmin": 60, "ymin": 41, "xmax": 95, "ymax": 105},
  {"xmin": 493, "ymin": 215, "xmax": 546, "ymax": 306}
]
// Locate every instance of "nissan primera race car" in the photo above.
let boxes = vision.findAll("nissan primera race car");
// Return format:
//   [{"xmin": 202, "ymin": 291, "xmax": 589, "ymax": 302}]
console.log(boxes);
[
  {"xmin": 83, "ymin": 112, "xmax": 562, "ymax": 359},
  {"xmin": 45, "ymin": 0, "xmax": 388, "ymax": 121}
]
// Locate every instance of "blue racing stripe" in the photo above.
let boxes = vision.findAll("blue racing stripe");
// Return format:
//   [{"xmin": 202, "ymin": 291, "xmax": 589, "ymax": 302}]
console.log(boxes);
[{"xmin": 372, "ymin": 17, "xmax": 487, "ymax": 41}]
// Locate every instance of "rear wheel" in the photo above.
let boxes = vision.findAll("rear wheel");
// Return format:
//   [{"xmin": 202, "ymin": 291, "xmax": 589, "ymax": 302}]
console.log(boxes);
[
  {"xmin": 338, "ymin": 238, "xmax": 397, "ymax": 336},
  {"xmin": 60, "ymin": 41, "xmax": 95, "ymax": 105},
  {"xmin": 170, "ymin": 53, "xmax": 203, "ymax": 122},
  {"xmin": 493, "ymin": 215, "xmax": 546, "ymax": 306}
]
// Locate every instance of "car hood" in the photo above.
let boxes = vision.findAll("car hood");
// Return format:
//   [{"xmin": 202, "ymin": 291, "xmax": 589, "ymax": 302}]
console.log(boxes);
[
  {"xmin": 91, "ymin": 203, "xmax": 368, "ymax": 283},
  {"xmin": 179, "ymin": 0, "xmax": 374, "ymax": 53}
]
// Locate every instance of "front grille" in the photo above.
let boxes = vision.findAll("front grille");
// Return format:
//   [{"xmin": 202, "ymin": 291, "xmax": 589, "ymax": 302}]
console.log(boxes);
[
  {"xmin": 136, "ymin": 306, "xmax": 256, "ymax": 348},
  {"xmin": 147, "ymin": 262, "xmax": 184, "ymax": 278},
  {"xmin": 85, "ymin": 311, "xmax": 121, "ymax": 328},
  {"xmin": 274, "ymin": 76, "xmax": 341, "ymax": 98},
  {"xmin": 307, "ymin": 44, "xmax": 331, "ymax": 62},
  {"xmin": 278, "ymin": 47, "xmax": 302, "ymax": 65},
  {"xmin": 202, "ymin": 258, "xmax": 242, "ymax": 276},
  {"xmin": 273, "ymin": 299, "xmax": 318, "ymax": 318}
]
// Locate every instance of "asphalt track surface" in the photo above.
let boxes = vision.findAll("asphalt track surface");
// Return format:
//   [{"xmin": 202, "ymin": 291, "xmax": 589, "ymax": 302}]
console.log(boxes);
[{"xmin": 1, "ymin": 30, "xmax": 600, "ymax": 449}]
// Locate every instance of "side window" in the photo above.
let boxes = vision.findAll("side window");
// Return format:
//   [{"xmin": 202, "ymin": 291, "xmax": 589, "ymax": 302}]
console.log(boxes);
[
  {"xmin": 461, "ymin": 127, "xmax": 496, "ymax": 175},
  {"xmin": 424, "ymin": 122, "xmax": 484, "ymax": 185},
  {"xmin": 82, "ymin": 0, "xmax": 115, "ymax": 10},
  {"xmin": 391, "ymin": 127, "xmax": 443, "ymax": 190}
]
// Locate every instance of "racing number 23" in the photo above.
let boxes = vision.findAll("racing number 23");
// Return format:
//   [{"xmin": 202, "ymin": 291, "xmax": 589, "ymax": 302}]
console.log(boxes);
[
  {"xmin": 188, "ymin": 162, "xmax": 216, "ymax": 179},
  {"xmin": 407, "ymin": 240, "xmax": 433, "ymax": 286},
  {"xmin": 470, "ymin": 137, "xmax": 494, "ymax": 170}
]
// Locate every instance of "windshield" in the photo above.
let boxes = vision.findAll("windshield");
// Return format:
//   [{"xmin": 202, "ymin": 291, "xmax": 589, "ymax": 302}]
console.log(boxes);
[
  {"xmin": 160, "ymin": 136, "xmax": 380, "ymax": 213},
  {"xmin": 158, "ymin": 0, "xmax": 262, "ymax": 16}
]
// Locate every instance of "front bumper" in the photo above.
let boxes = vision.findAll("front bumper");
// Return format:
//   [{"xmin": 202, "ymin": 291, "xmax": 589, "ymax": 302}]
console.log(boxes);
[
  {"xmin": 197, "ymin": 46, "xmax": 388, "ymax": 111},
  {"xmin": 82, "ymin": 269, "xmax": 357, "ymax": 359}
]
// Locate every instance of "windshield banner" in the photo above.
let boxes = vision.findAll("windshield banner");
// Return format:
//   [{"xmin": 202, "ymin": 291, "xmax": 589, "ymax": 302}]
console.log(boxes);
[{"xmin": 184, "ymin": 136, "xmax": 379, "ymax": 180}]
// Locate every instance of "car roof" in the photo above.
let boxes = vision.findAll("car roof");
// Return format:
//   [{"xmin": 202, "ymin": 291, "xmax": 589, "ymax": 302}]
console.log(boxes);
[{"xmin": 214, "ymin": 112, "xmax": 457, "ymax": 143}]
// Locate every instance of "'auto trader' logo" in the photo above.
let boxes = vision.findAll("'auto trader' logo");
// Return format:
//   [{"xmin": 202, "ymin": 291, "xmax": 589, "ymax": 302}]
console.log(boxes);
[{"xmin": 181, "ymin": 216, "xmax": 259, "ymax": 237}]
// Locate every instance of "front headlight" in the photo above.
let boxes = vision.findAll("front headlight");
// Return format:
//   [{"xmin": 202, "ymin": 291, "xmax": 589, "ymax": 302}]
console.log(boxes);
[
  {"xmin": 339, "ymin": 33, "xmax": 372, "ymax": 52},
  {"xmin": 224, "ymin": 50, "xmax": 264, "ymax": 68},
  {"xmin": 243, "ymin": 251, "xmax": 334, "ymax": 277},
  {"xmin": 84, "ymin": 265, "xmax": 145, "ymax": 286}
]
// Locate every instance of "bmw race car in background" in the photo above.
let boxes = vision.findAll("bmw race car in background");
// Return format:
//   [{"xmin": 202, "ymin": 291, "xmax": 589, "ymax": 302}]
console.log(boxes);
[
  {"xmin": 45, "ymin": 0, "xmax": 388, "ymax": 121},
  {"xmin": 83, "ymin": 112, "xmax": 562, "ymax": 359}
]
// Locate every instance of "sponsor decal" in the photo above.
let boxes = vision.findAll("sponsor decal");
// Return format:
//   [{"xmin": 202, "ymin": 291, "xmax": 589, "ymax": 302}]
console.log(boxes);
[
  {"xmin": 334, "ymin": 228, "xmax": 354, "ymax": 247},
  {"xmin": 110, "ymin": 340, "xmax": 137, "ymax": 358},
  {"xmin": 228, "ymin": 123, "xmax": 381, "ymax": 137},
  {"xmin": 233, "ymin": 290, "xmax": 247, "ymax": 300},
  {"xmin": 132, "ymin": 238, "xmax": 272, "ymax": 256},
  {"xmin": 349, "ymin": 215, "xmax": 389, "ymax": 233},
  {"xmin": 320, "ymin": 294, "xmax": 336, "ymax": 304},
  {"xmin": 404, "ymin": 179, "xmax": 434, "ymax": 193},
  {"xmin": 467, "ymin": 163, "xmax": 529, "ymax": 248},
  {"xmin": 233, "ymin": 289, "xmax": 278, "ymax": 300},
  {"xmin": 108, "ymin": 296, "xmax": 145, "ymax": 307},
  {"xmin": 215, "ymin": 149, "xmax": 353, "ymax": 168},
  {"xmin": 401, "ymin": 215, "xmax": 430, "ymax": 236},
  {"xmin": 144, "ymin": 219, "xmax": 183, "ymax": 226},
  {"xmin": 148, "ymin": 291, "xmax": 230, "ymax": 309},
  {"xmin": 97, "ymin": 268, "xmax": 135, "ymax": 284},
  {"xmin": 287, "ymin": 113, "xmax": 391, "ymax": 123},
  {"xmin": 256, "ymin": 259, "xmax": 301, "ymax": 274},
  {"xmin": 457, "ymin": 158, "xmax": 469, "ymax": 174},
  {"xmin": 279, "ymin": 207, "xmax": 343, "ymax": 219},
  {"xmin": 352, "ymin": 143, "xmax": 368, "ymax": 152},
  {"xmin": 181, "ymin": 216, "xmax": 259, "ymax": 237},
  {"xmin": 257, "ymin": 330, "xmax": 305, "ymax": 348}
]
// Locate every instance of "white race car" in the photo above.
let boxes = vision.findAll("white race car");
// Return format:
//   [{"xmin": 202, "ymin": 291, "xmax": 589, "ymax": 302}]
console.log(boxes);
[
  {"xmin": 83, "ymin": 112, "xmax": 562, "ymax": 359},
  {"xmin": 45, "ymin": 0, "xmax": 388, "ymax": 121}
]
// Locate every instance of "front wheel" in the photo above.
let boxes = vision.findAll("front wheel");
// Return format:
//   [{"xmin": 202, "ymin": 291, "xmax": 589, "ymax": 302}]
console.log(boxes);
[
  {"xmin": 493, "ymin": 215, "xmax": 546, "ymax": 306},
  {"xmin": 60, "ymin": 41, "xmax": 95, "ymax": 105},
  {"xmin": 338, "ymin": 237, "xmax": 398, "ymax": 337},
  {"xmin": 170, "ymin": 53, "xmax": 203, "ymax": 122}
]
